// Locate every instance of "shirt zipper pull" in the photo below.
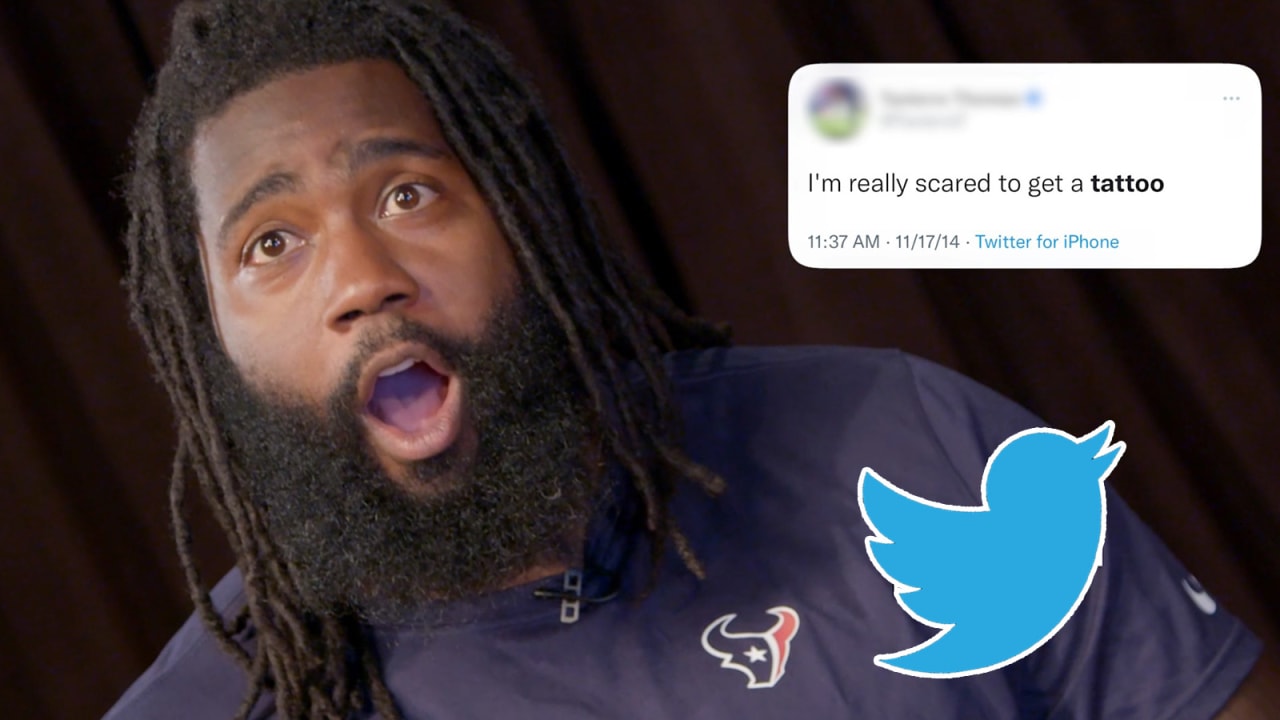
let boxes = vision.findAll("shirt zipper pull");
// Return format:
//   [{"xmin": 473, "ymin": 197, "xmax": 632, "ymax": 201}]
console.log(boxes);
[{"xmin": 560, "ymin": 568, "xmax": 583, "ymax": 624}]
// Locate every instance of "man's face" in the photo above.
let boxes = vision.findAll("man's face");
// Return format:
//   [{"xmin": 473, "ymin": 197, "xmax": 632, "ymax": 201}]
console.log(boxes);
[
  {"xmin": 187, "ymin": 60, "xmax": 599, "ymax": 616},
  {"xmin": 192, "ymin": 59, "xmax": 518, "ymax": 489}
]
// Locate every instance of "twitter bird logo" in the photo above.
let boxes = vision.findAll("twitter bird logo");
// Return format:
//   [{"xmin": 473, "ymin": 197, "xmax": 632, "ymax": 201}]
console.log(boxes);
[{"xmin": 858, "ymin": 421, "xmax": 1124, "ymax": 678}]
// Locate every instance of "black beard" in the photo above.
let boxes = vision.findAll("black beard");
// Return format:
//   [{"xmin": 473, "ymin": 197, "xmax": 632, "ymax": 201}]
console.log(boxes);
[{"xmin": 204, "ymin": 286, "xmax": 601, "ymax": 622}]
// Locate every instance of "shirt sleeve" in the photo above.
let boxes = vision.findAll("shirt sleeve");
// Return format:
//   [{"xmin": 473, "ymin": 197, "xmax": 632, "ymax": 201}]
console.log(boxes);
[{"xmin": 905, "ymin": 354, "xmax": 1263, "ymax": 720}]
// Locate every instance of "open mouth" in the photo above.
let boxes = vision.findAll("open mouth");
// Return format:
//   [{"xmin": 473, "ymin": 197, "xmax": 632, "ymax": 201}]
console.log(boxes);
[
  {"xmin": 358, "ymin": 346, "xmax": 464, "ymax": 465},
  {"xmin": 367, "ymin": 358, "xmax": 446, "ymax": 432}
]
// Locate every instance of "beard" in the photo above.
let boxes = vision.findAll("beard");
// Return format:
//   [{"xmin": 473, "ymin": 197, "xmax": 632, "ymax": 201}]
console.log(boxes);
[{"xmin": 203, "ymin": 284, "xmax": 601, "ymax": 622}]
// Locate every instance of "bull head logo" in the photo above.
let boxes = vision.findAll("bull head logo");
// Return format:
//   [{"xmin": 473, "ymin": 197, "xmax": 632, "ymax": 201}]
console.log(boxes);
[{"xmin": 700, "ymin": 606, "xmax": 801, "ymax": 689}]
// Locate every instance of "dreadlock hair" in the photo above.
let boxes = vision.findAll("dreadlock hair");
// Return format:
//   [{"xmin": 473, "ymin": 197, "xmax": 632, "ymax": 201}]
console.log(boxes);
[{"xmin": 124, "ymin": 0, "xmax": 732, "ymax": 717}]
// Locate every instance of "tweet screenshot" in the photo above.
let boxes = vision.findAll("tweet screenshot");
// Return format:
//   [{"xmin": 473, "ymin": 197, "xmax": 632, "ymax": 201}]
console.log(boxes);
[{"xmin": 788, "ymin": 64, "xmax": 1260, "ymax": 269}]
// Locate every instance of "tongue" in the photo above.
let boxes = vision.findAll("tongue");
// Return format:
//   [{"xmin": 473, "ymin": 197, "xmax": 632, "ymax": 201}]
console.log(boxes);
[{"xmin": 367, "ymin": 363, "xmax": 446, "ymax": 433}]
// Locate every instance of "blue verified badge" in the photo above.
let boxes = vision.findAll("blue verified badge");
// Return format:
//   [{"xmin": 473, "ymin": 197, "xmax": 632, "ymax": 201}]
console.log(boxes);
[{"xmin": 857, "ymin": 421, "xmax": 1124, "ymax": 678}]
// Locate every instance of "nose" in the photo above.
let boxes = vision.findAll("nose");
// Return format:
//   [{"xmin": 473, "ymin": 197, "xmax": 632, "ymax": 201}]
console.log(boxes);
[{"xmin": 322, "ymin": 219, "xmax": 419, "ymax": 329}]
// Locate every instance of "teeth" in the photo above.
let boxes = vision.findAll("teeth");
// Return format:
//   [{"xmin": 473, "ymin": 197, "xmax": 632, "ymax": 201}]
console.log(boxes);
[{"xmin": 377, "ymin": 358, "xmax": 417, "ymax": 378}]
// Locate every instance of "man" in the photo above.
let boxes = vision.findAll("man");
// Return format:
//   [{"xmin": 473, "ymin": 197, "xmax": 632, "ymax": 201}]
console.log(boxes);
[{"xmin": 107, "ymin": 1, "xmax": 1273, "ymax": 718}]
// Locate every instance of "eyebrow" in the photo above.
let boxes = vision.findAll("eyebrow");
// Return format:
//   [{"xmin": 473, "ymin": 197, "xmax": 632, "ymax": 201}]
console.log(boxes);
[
  {"xmin": 215, "ymin": 137, "xmax": 449, "ymax": 250},
  {"xmin": 217, "ymin": 172, "xmax": 300, "ymax": 251}
]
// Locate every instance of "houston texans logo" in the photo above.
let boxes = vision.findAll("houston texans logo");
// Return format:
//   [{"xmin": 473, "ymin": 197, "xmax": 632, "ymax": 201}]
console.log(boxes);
[{"xmin": 700, "ymin": 606, "xmax": 801, "ymax": 689}]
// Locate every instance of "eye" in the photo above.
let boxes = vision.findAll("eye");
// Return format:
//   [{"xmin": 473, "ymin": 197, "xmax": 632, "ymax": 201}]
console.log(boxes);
[
  {"xmin": 243, "ymin": 229, "xmax": 303, "ymax": 266},
  {"xmin": 379, "ymin": 182, "xmax": 437, "ymax": 218}
]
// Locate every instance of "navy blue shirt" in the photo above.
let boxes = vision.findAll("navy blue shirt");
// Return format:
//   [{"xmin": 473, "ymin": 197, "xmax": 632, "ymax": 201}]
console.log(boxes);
[{"xmin": 106, "ymin": 346, "xmax": 1261, "ymax": 718}]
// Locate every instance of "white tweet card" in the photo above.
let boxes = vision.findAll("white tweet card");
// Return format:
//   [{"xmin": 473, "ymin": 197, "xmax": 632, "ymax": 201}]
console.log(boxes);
[{"xmin": 788, "ymin": 64, "xmax": 1260, "ymax": 269}]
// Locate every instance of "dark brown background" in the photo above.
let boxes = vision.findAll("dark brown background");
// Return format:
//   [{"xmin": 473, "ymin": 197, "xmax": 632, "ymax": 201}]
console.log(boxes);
[{"xmin": 0, "ymin": 1, "xmax": 1273, "ymax": 718}]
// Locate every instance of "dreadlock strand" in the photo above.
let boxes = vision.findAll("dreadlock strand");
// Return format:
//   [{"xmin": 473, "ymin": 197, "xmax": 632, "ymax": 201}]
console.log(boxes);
[
  {"xmin": 231, "ymin": 648, "xmax": 270, "ymax": 720},
  {"xmin": 504, "ymin": 74, "xmax": 676, "ymax": 359},
  {"xmin": 169, "ymin": 430, "xmax": 253, "ymax": 669},
  {"xmin": 657, "ymin": 442, "xmax": 727, "ymax": 495},
  {"xmin": 668, "ymin": 525, "xmax": 707, "ymax": 580}
]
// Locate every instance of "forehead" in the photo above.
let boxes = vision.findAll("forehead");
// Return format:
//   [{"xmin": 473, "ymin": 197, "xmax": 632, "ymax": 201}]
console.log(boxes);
[{"xmin": 190, "ymin": 59, "xmax": 445, "ymax": 223}]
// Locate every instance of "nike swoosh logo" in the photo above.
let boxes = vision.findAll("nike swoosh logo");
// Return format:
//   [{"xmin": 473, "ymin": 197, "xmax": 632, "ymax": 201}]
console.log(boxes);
[{"xmin": 1181, "ymin": 578, "xmax": 1217, "ymax": 615}]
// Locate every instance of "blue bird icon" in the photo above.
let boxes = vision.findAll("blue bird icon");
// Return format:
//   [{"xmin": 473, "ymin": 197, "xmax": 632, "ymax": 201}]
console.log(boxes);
[{"xmin": 857, "ymin": 421, "xmax": 1124, "ymax": 678}]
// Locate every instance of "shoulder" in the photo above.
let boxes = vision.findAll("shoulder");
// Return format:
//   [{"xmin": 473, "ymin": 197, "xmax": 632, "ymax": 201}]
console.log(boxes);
[
  {"xmin": 662, "ymin": 343, "xmax": 1031, "ymax": 426},
  {"xmin": 661, "ymin": 344, "xmax": 1039, "ymax": 503},
  {"xmin": 103, "ymin": 567, "xmax": 262, "ymax": 720},
  {"xmin": 662, "ymin": 344, "xmax": 908, "ymax": 384}
]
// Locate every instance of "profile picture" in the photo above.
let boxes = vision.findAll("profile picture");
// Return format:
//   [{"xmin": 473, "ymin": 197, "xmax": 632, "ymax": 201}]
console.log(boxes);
[{"xmin": 809, "ymin": 79, "xmax": 866, "ymax": 140}]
